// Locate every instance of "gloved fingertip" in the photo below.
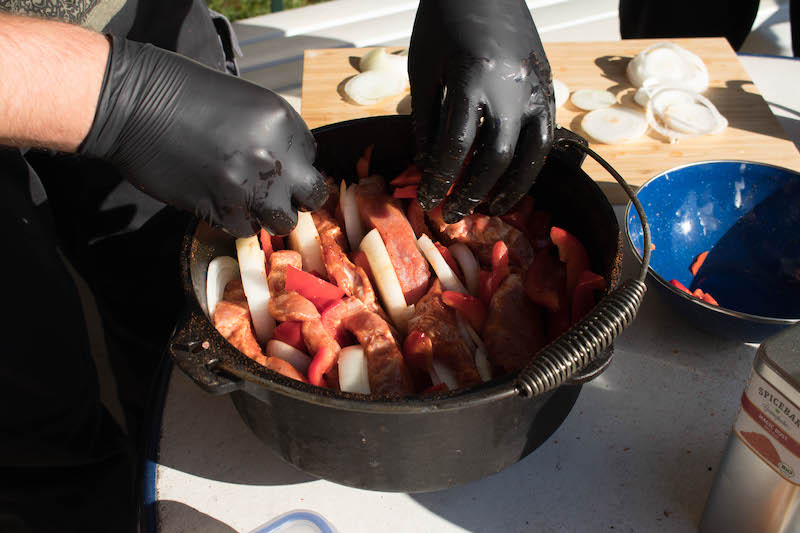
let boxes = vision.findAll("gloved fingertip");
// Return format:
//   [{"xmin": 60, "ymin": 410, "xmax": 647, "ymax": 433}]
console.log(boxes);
[
  {"xmin": 487, "ymin": 193, "xmax": 518, "ymax": 217},
  {"xmin": 257, "ymin": 208, "xmax": 298, "ymax": 237}
]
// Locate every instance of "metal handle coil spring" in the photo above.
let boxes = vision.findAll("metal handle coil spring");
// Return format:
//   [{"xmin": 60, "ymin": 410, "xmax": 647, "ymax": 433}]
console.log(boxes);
[{"xmin": 516, "ymin": 279, "xmax": 647, "ymax": 398}]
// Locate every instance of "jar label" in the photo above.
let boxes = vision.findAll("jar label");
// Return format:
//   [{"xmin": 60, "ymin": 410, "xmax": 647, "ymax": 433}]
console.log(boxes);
[{"xmin": 733, "ymin": 368, "xmax": 800, "ymax": 484}]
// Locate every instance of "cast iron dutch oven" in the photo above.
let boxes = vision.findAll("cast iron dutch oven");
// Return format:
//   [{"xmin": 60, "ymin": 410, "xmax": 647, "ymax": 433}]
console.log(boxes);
[{"xmin": 169, "ymin": 115, "xmax": 651, "ymax": 492}]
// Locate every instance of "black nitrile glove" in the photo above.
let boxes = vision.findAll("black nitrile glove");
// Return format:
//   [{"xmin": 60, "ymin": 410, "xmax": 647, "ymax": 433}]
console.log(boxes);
[
  {"xmin": 81, "ymin": 36, "xmax": 327, "ymax": 237},
  {"xmin": 409, "ymin": 0, "xmax": 554, "ymax": 223}
]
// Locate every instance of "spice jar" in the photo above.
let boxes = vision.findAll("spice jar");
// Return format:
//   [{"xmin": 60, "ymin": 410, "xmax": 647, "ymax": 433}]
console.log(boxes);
[{"xmin": 700, "ymin": 323, "xmax": 800, "ymax": 532}]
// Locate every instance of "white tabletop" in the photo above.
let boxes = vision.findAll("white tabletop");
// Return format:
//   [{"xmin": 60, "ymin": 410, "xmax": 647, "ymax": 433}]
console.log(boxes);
[{"xmin": 151, "ymin": 203, "xmax": 761, "ymax": 533}]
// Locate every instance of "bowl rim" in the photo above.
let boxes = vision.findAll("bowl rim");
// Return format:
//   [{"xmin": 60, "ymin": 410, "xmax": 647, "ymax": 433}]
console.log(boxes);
[{"xmin": 624, "ymin": 159, "xmax": 800, "ymax": 325}]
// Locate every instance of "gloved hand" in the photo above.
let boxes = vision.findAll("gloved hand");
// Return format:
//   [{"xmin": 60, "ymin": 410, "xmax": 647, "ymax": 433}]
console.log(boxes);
[
  {"xmin": 80, "ymin": 36, "xmax": 327, "ymax": 237},
  {"xmin": 409, "ymin": 0, "xmax": 554, "ymax": 223}
]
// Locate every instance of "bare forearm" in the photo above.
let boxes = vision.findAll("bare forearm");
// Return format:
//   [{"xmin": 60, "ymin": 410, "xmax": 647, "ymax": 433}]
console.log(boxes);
[{"xmin": 0, "ymin": 13, "xmax": 109, "ymax": 152}]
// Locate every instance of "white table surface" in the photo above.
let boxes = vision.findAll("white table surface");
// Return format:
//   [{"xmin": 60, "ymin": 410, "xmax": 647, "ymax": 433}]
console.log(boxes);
[{"xmin": 151, "ymin": 54, "xmax": 800, "ymax": 533}]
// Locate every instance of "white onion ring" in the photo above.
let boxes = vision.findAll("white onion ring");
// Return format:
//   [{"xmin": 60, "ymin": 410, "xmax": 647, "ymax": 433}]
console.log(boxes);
[
  {"xmin": 448, "ymin": 243, "xmax": 480, "ymax": 296},
  {"xmin": 645, "ymin": 87, "xmax": 728, "ymax": 142}
]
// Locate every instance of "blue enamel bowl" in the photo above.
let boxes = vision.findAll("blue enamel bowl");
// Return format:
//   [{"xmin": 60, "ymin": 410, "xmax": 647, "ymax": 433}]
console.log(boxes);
[{"xmin": 626, "ymin": 160, "xmax": 800, "ymax": 343}]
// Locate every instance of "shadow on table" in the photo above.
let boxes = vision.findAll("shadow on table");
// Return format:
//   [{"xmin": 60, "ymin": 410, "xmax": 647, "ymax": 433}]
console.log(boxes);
[
  {"xmin": 155, "ymin": 369, "xmax": 316, "ymax": 487},
  {"xmin": 156, "ymin": 500, "xmax": 237, "ymax": 533}
]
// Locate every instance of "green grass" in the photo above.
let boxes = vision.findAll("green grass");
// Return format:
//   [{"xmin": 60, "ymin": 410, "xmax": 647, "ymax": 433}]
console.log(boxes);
[{"xmin": 208, "ymin": 0, "xmax": 330, "ymax": 22}]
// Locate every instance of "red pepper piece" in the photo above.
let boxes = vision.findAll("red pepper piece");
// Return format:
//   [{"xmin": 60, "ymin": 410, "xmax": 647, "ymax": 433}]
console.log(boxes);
[
  {"xmin": 650, "ymin": 242, "xmax": 656, "ymax": 251},
  {"xmin": 500, "ymin": 196, "xmax": 535, "ymax": 233},
  {"xmin": 308, "ymin": 346, "xmax": 336, "ymax": 388},
  {"xmin": 356, "ymin": 144, "xmax": 373, "ymax": 181},
  {"xmin": 571, "ymin": 270, "xmax": 607, "ymax": 323},
  {"xmin": 701, "ymin": 292, "xmax": 719, "ymax": 306},
  {"xmin": 422, "ymin": 383, "xmax": 449, "ymax": 394},
  {"xmin": 285, "ymin": 265, "xmax": 345, "ymax": 312},
  {"xmin": 403, "ymin": 331, "xmax": 434, "ymax": 372},
  {"xmin": 259, "ymin": 229, "xmax": 275, "ymax": 273},
  {"xmin": 485, "ymin": 240, "xmax": 511, "ymax": 299},
  {"xmin": 435, "ymin": 243, "xmax": 464, "ymax": 281},
  {"xmin": 272, "ymin": 321, "xmax": 306, "ymax": 353},
  {"xmin": 669, "ymin": 279, "xmax": 691, "ymax": 294},
  {"xmin": 442, "ymin": 291, "xmax": 488, "ymax": 333},
  {"xmin": 691, "ymin": 251, "xmax": 709, "ymax": 276},
  {"xmin": 524, "ymin": 247, "xmax": 567, "ymax": 312},
  {"xmin": 693, "ymin": 288, "xmax": 705, "ymax": 298},
  {"xmin": 393, "ymin": 185, "xmax": 418, "ymax": 199},
  {"xmin": 390, "ymin": 164, "xmax": 422, "ymax": 187},
  {"xmin": 550, "ymin": 226, "xmax": 590, "ymax": 301}
]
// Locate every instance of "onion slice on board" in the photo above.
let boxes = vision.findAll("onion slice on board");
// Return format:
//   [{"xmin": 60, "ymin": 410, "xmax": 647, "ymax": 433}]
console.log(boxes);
[
  {"xmin": 581, "ymin": 106, "xmax": 649, "ymax": 144},
  {"xmin": 646, "ymin": 87, "xmax": 728, "ymax": 141},
  {"xmin": 360, "ymin": 228, "xmax": 410, "ymax": 333},
  {"xmin": 235, "ymin": 236, "xmax": 276, "ymax": 344},
  {"xmin": 627, "ymin": 42, "xmax": 709, "ymax": 94},
  {"xmin": 266, "ymin": 339, "xmax": 312, "ymax": 374},
  {"xmin": 417, "ymin": 235, "xmax": 468, "ymax": 295},
  {"xmin": 288, "ymin": 211, "xmax": 327, "ymax": 278},
  {"xmin": 338, "ymin": 345, "xmax": 370, "ymax": 394},
  {"xmin": 448, "ymin": 243, "xmax": 480, "ymax": 296},
  {"xmin": 340, "ymin": 181, "xmax": 365, "ymax": 251},
  {"xmin": 553, "ymin": 78, "xmax": 569, "ymax": 109},
  {"xmin": 570, "ymin": 89, "xmax": 616, "ymax": 111},
  {"xmin": 360, "ymin": 48, "xmax": 409, "ymax": 85},
  {"xmin": 344, "ymin": 70, "xmax": 407, "ymax": 106},
  {"xmin": 206, "ymin": 256, "xmax": 240, "ymax": 320}
]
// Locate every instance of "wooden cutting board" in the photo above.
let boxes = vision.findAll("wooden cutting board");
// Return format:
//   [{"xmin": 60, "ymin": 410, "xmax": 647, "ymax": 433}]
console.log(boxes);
[{"xmin": 301, "ymin": 38, "xmax": 800, "ymax": 204}]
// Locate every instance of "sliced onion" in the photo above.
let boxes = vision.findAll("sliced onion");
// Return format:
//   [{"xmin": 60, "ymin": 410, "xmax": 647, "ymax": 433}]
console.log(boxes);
[
  {"xmin": 344, "ymin": 70, "xmax": 407, "ymax": 106},
  {"xmin": 581, "ymin": 106, "xmax": 649, "ymax": 144},
  {"xmin": 417, "ymin": 235, "xmax": 468, "ymax": 294},
  {"xmin": 448, "ymin": 243, "xmax": 480, "ymax": 296},
  {"xmin": 646, "ymin": 88, "xmax": 728, "ymax": 142},
  {"xmin": 553, "ymin": 78, "xmax": 569, "ymax": 109},
  {"xmin": 360, "ymin": 47, "xmax": 408, "ymax": 85},
  {"xmin": 432, "ymin": 360, "xmax": 458, "ymax": 390},
  {"xmin": 627, "ymin": 42, "xmax": 709, "ymax": 94},
  {"xmin": 455, "ymin": 312, "xmax": 477, "ymax": 353},
  {"xmin": 474, "ymin": 346, "xmax": 492, "ymax": 382},
  {"xmin": 266, "ymin": 339, "xmax": 312, "ymax": 374},
  {"xmin": 235, "ymin": 236, "xmax": 276, "ymax": 344},
  {"xmin": 340, "ymin": 181, "xmax": 365, "ymax": 251},
  {"xmin": 338, "ymin": 345, "xmax": 370, "ymax": 394},
  {"xmin": 360, "ymin": 228, "xmax": 410, "ymax": 333},
  {"xmin": 634, "ymin": 83, "xmax": 694, "ymax": 108},
  {"xmin": 206, "ymin": 256, "xmax": 240, "ymax": 320},
  {"xmin": 288, "ymin": 210, "xmax": 327, "ymax": 278},
  {"xmin": 570, "ymin": 89, "xmax": 616, "ymax": 111}
]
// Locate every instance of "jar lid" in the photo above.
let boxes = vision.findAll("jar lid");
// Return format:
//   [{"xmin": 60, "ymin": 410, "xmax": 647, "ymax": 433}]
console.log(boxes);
[{"xmin": 756, "ymin": 323, "xmax": 800, "ymax": 404}]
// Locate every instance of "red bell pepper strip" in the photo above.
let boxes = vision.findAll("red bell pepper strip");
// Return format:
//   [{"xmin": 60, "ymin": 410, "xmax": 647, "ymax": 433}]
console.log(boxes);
[
  {"xmin": 690, "ymin": 251, "xmax": 709, "ymax": 276},
  {"xmin": 422, "ymin": 383, "xmax": 449, "ymax": 394},
  {"xmin": 390, "ymin": 164, "xmax": 422, "ymax": 187},
  {"xmin": 442, "ymin": 291, "xmax": 487, "ymax": 333},
  {"xmin": 571, "ymin": 270, "xmax": 607, "ymax": 323},
  {"xmin": 524, "ymin": 247, "xmax": 567, "ymax": 312},
  {"xmin": 259, "ymin": 229, "xmax": 275, "ymax": 273},
  {"xmin": 285, "ymin": 265, "xmax": 345, "ymax": 312},
  {"xmin": 308, "ymin": 346, "xmax": 336, "ymax": 388},
  {"xmin": 479, "ymin": 270, "xmax": 493, "ymax": 304},
  {"xmin": 403, "ymin": 331, "xmax": 434, "ymax": 372},
  {"xmin": 669, "ymin": 279, "xmax": 691, "ymax": 294},
  {"xmin": 356, "ymin": 144, "xmax": 373, "ymax": 181},
  {"xmin": 485, "ymin": 240, "xmax": 511, "ymax": 300},
  {"xmin": 550, "ymin": 226, "xmax": 590, "ymax": 300},
  {"xmin": 435, "ymin": 243, "xmax": 464, "ymax": 281},
  {"xmin": 693, "ymin": 288, "xmax": 705, "ymax": 298},
  {"xmin": 272, "ymin": 321, "xmax": 306, "ymax": 353},
  {"xmin": 393, "ymin": 185, "xmax": 418, "ymax": 199},
  {"xmin": 701, "ymin": 292, "xmax": 719, "ymax": 306}
]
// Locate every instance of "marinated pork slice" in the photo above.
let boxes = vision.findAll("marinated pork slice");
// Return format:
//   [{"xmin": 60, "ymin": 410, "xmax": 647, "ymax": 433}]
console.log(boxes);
[
  {"xmin": 429, "ymin": 209, "xmax": 534, "ymax": 268},
  {"xmin": 407, "ymin": 280, "xmax": 481, "ymax": 388},
  {"xmin": 355, "ymin": 175, "xmax": 430, "ymax": 305},
  {"xmin": 483, "ymin": 274, "xmax": 546, "ymax": 373},
  {"xmin": 268, "ymin": 250, "xmax": 302, "ymax": 296},
  {"xmin": 213, "ymin": 280, "xmax": 308, "ymax": 382},
  {"xmin": 312, "ymin": 209, "xmax": 383, "ymax": 317},
  {"xmin": 269, "ymin": 292, "xmax": 320, "ymax": 322},
  {"xmin": 334, "ymin": 297, "xmax": 414, "ymax": 396}
]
